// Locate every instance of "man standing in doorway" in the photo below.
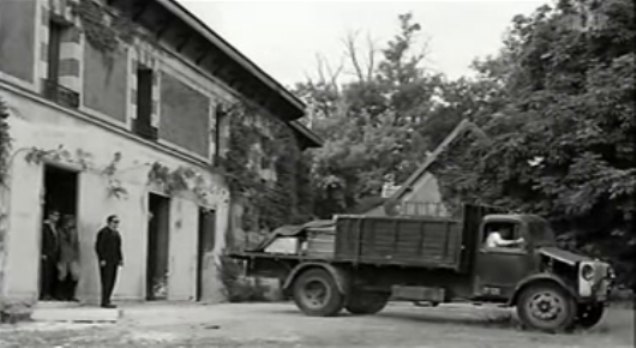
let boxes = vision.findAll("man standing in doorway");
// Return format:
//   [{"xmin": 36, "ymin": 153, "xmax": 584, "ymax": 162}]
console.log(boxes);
[
  {"xmin": 95, "ymin": 215, "xmax": 123, "ymax": 308},
  {"xmin": 41, "ymin": 210, "xmax": 60, "ymax": 300}
]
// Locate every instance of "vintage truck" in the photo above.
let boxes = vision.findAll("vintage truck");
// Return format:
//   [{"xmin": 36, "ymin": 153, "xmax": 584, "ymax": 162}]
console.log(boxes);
[{"xmin": 230, "ymin": 204, "xmax": 612, "ymax": 332}]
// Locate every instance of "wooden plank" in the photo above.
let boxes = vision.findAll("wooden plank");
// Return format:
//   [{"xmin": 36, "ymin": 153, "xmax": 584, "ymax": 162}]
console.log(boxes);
[
  {"xmin": 373, "ymin": 233, "xmax": 445, "ymax": 242},
  {"xmin": 360, "ymin": 240, "xmax": 446, "ymax": 249},
  {"xmin": 363, "ymin": 243, "xmax": 446, "ymax": 253}
]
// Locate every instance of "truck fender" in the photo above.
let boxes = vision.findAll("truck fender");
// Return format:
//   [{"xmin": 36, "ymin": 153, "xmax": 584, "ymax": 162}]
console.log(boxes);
[
  {"xmin": 508, "ymin": 273, "xmax": 577, "ymax": 306},
  {"xmin": 282, "ymin": 262, "xmax": 350, "ymax": 295}
]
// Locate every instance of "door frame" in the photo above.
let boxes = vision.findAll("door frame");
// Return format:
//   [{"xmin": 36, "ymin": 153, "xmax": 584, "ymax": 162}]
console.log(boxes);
[
  {"xmin": 196, "ymin": 208, "xmax": 216, "ymax": 301},
  {"xmin": 38, "ymin": 163, "xmax": 80, "ymax": 300},
  {"xmin": 472, "ymin": 219, "xmax": 533, "ymax": 299},
  {"xmin": 145, "ymin": 192, "xmax": 171, "ymax": 300}
]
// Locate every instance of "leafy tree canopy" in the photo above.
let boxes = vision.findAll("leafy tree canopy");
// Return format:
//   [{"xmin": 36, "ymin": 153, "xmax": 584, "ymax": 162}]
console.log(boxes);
[{"xmin": 296, "ymin": 1, "xmax": 635, "ymax": 285}]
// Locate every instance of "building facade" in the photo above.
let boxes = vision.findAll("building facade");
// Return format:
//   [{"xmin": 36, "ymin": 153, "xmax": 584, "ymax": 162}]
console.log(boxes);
[{"xmin": 0, "ymin": 0, "xmax": 317, "ymax": 305}]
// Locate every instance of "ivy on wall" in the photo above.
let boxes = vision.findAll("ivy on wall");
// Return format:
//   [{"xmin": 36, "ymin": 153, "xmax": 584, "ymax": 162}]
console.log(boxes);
[
  {"xmin": 23, "ymin": 146, "xmax": 130, "ymax": 199},
  {"xmin": 146, "ymin": 161, "xmax": 220, "ymax": 203},
  {"xmin": 0, "ymin": 97, "xmax": 10, "ymax": 290},
  {"xmin": 0, "ymin": 97, "xmax": 10, "ymax": 186},
  {"xmin": 20, "ymin": 144, "xmax": 225, "ymax": 204},
  {"xmin": 71, "ymin": 0, "xmax": 137, "ymax": 56},
  {"xmin": 220, "ymin": 102, "xmax": 313, "ymax": 235}
]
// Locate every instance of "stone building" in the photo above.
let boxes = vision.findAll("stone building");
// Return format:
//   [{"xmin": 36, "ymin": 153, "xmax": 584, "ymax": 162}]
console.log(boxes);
[{"xmin": 0, "ymin": 0, "xmax": 319, "ymax": 305}]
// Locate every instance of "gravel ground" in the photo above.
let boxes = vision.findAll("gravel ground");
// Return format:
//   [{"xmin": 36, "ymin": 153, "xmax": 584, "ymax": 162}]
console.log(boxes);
[{"xmin": 0, "ymin": 301, "xmax": 633, "ymax": 348}]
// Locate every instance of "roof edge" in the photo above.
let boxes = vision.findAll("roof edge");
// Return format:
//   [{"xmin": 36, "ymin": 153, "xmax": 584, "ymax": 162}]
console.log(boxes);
[
  {"xmin": 289, "ymin": 120, "xmax": 323, "ymax": 148},
  {"xmin": 158, "ymin": 0, "xmax": 305, "ymax": 113}
]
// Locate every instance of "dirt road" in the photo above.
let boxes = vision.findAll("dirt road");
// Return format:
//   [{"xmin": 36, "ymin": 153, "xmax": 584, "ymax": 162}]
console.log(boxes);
[{"xmin": 0, "ymin": 302, "xmax": 633, "ymax": 347}]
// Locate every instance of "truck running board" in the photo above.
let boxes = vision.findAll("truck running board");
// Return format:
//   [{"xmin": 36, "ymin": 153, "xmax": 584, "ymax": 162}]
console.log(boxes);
[{"xmin": 391, "ymin": 286, "xmax": 445, "ymax": 303}]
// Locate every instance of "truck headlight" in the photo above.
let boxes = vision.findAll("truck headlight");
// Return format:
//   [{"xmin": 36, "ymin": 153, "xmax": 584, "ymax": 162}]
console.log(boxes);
[{"xmin": 581, "ymin": 264, "xmax": 594, "ymax": 281}]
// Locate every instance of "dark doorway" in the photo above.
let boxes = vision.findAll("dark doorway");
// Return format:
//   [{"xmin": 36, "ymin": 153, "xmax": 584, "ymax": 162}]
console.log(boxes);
[
  {"xmin": 146, "ymin": 193, "xmax": 170, "ymax": 300},
  {"xmin": 40, "ymin": 165, "xmax": 78, "ymax": 301},
  {"xmin": 196, "ymin": 208, "xmax": 216, "ymax": 301}
]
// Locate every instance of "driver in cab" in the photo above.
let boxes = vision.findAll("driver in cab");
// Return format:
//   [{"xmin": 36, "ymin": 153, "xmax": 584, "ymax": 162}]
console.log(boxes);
[{"xmin": 485, "ymin": 226, "xmax": 524, "ymax": 248}]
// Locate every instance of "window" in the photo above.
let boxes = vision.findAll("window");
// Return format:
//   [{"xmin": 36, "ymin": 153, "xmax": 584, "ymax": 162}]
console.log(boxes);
[
  {"xmin": 213, "ymin": 105, "xmax": 226, "ymax": 165},
  {"xmin": 47, "ymin": 21, "xmax": 63, "ymax": 83},
  {"xmin": 482, "ymin": 222, "xmax": 522, "ymax": 250},
  {"xmin": 42, "ymin": 20, "xmax": 79, "ymax": 108},
  {"xmin": 133, "ymin": 66, "xmax": 157, "ymax": 140}
]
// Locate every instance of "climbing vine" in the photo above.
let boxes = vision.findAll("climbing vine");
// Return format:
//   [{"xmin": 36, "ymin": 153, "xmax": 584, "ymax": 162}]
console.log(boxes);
[
  {"xmin": 0, "ymin": 97, "xmax": 10, "ymax": 186},
  {"xmin": 147, "ymin": 161, "xmax": 225, "ymax": 204},
  {"xmin": 220, "ymin": 102, "xmax": 313, "ymax": 233},
  {"xmin": 23, "ymin": 146, "xmax": 129, "ymax": 199},
  {"xmin": 0, "ymin": 97, "xmax": 9, "ymax": 297},
  {"xmin": 71, "ymin": 0, "xmax": 139, "ymax": 57},
  {"xmin": 102, "ymin": 151, "xmax": 128, "ymax": 199},
  {"xmin": 20, "ymin": 143, "xmax": 224, "ymax": 204}
]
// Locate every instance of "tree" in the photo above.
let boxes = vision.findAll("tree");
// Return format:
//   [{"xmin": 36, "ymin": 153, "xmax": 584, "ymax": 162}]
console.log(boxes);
[
  {"xmin": 298, "ymin": 13, "xmax": 442, "ymax": 218},
  {"xmin": 430, "ymin": 0, "xmax": 635, "ymax": 286}
]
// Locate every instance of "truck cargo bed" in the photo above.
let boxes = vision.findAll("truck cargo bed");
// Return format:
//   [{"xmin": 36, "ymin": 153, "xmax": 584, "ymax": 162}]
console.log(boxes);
[{"xmin": 334, "ymin": 215, "xmax": 463, "ymax": 270}]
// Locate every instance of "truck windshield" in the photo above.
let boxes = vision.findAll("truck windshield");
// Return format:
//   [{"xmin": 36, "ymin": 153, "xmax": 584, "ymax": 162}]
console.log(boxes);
[{"xmin": 528, "ymin": 219, "xmax": 556, "ymax": 247}]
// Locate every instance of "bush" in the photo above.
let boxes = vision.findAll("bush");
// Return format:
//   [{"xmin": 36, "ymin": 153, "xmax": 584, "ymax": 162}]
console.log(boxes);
[{"xmin": 218, "ymin": 256, "xmax": 269, "ymax": 302}]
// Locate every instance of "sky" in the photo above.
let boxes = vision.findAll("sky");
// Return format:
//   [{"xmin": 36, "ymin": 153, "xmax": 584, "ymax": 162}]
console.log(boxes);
[{"xmin": 178, "ymin": 1, "xmax": 549, "ymax": 87}]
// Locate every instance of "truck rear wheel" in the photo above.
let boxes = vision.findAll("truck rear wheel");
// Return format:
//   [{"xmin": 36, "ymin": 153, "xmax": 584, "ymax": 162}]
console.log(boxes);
[
  {"xmin": 292, "ymin": 268, "xmax": 344, "ymax": 316},
  {"xmin": 576, "ymin": 303, "xmax": 604, "ymax": 328},
  {"xmin": 345, "ymin": 291, "xmax": 389, "ymax": 315},
  {"xmin": 517, "ymin": 283, "xmax": 576, "ymax": 332}
]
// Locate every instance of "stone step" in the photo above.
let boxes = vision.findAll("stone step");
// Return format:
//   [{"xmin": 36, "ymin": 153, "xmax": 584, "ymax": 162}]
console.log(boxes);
[
  {"xmin": 31, "ymin": 307, "xmax": 122, "ymax": 323},
  {"xmin": 35, "ymin": 301, "xmax": 82, "ymax": 309}
]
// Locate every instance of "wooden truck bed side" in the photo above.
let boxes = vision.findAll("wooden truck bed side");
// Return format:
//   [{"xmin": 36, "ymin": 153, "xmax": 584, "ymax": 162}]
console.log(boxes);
[
  {"xmin": 334, "ymin": 215, "xmax": 464, "ymax": 270},
  {"xmin": 230, "ymin": 204, "xmax": 507, "ymax": 274}
]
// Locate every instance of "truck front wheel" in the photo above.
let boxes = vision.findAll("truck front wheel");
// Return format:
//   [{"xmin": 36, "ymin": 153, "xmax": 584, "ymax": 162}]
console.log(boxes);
[
  {"xmin": 576, "ymin": 303, "xmax": 604, "ymax": 328},
  {"xmin": 292, "ymin": 268, "xmax": 344, "ymax": 316},
  {"xmin": 345, "ymin": 291, "xmax": 390, "ymax": 315},
  {"xmin": 517, "ymin": 283, "xmax": 576, "ymax": 332}
]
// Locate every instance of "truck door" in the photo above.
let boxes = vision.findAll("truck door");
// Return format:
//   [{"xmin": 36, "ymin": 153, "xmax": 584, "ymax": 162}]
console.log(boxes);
[{"xmin": 472, "ymin": 220, "xmax": 532, "ymax": 299}]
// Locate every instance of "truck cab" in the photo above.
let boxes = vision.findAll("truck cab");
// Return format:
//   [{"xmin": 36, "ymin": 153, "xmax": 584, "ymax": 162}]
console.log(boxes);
[
  {"xmin": 473, "ymin": 214, "xmax": 611, "ymax": 330},
  {"xmin": 473, "ymin": 214, "xmax": 555, "ymax": 299}
]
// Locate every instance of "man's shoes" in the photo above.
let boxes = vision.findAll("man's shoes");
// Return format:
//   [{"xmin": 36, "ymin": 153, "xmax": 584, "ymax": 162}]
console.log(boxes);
[{"xmin": 100, "ymin": 303, "xmax": 117, "ymax": 309}]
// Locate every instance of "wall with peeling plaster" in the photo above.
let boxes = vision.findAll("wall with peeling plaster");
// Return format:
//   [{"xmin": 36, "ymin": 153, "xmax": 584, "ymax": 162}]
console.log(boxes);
[
  {"xmin": 83, "ymin": 44, "xmax": 128, "ymax": 123},
  {"xmin": 159, "ymin": 71, "xmax": 210, "ymax": 157},
  {"xmin": 0, "ymin": 0, "xmax": 36, "ymax": 84}
]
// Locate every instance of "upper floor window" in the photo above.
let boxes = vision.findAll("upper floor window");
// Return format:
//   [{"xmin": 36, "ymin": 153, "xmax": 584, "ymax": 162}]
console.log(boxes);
[
  {"xmin": 42, "ymin": 18, "xmax": 79, "ymax": 108},
  {"xmin": 133, "ymin": 65, "xmax": 157, "ymax": 140},
  {"xmin": 47, "ymin": 21, "xmax": 63, "ymax": 83},
  {"xmin": 213, "ymin": 105, "xmax": 226, "ymax": 165}
]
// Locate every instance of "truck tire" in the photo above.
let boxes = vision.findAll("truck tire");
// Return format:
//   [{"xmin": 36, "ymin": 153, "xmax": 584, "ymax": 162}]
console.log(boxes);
[
  {"xmin": 576, "ymin": 303, "xmax": 604, "ymax": 328},
  {"xmin": 292, "ymin": 268, "xmax": 344, "ymax": 316},
  {"xmin": 517, "ymin": 283, "xmax": 576, "ymax": 332},
  {"xmin": 345, "ymin": 291, "xmax": 389, "ymax": 315}
]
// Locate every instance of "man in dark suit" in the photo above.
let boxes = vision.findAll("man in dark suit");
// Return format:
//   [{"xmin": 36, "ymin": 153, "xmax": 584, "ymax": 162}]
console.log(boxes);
[
  {"xmin": 41, "ymin": 210, "xmax": 60, "ymax": 300},
  {"xmin": 95, "ymin": 215, "xmax": 123, "ymax": 308}
]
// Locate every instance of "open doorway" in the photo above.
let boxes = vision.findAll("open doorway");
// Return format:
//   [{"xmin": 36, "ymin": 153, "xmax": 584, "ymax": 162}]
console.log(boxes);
[
  {"xmin": 196, "ymin": 208, "xmax": 216, "ymax": 301},
  {"xmin": 146, "ymin": 193, "xmax": 170, "ymax": 300},
  {"xmin": 40, "ymin": 165, "xmax": 78, "ymax": 301}
]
